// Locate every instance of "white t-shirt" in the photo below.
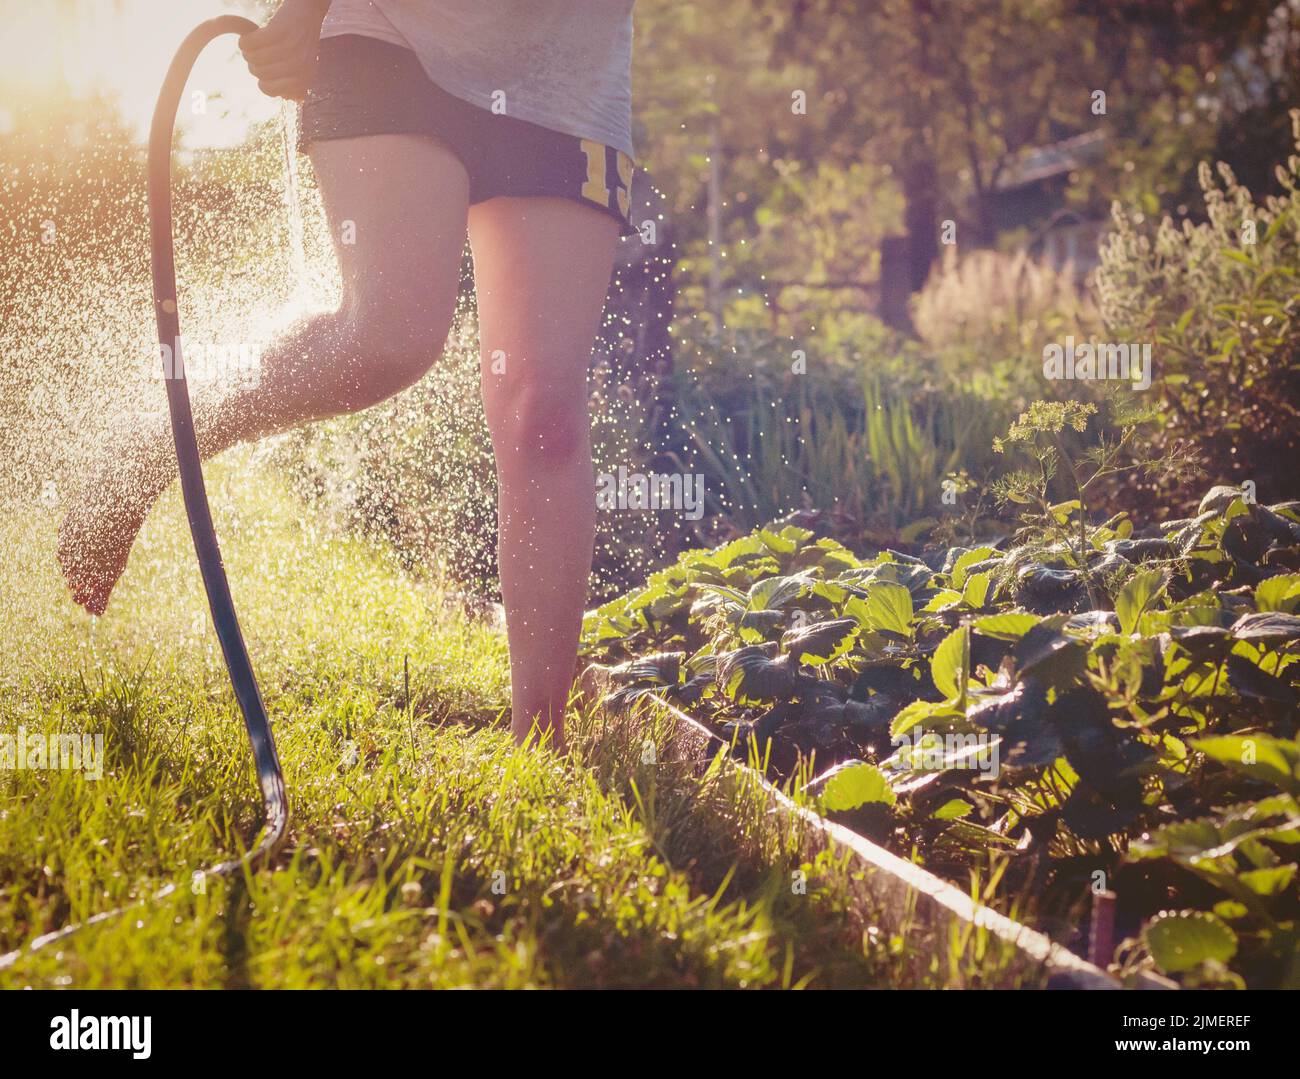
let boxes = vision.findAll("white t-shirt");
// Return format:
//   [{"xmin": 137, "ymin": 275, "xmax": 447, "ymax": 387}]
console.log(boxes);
[{"xmin": 321, "ymin": 0, "xmax": 635, "ymax": 159}]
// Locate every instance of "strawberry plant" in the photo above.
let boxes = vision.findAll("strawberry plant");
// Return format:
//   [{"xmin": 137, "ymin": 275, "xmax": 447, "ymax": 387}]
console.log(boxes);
[{"xmin": 582, "ymin": 483, "xmax": 1300, "ymax": 986}]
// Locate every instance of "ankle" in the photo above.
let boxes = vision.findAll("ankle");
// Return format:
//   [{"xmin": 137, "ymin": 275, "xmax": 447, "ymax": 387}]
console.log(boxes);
[{"xmin": 511, "ymin": 712, "xmax": 566, "ymax": 752}]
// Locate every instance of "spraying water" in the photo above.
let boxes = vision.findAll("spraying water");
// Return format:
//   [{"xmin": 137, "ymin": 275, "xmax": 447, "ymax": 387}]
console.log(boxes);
[
  {"xmin": 0, "ymin": 1, "xmax": 684, "ymax": 693},
  {"xmin": 278, "ymin": 99, "xmax": 311, "ymax": 309}
]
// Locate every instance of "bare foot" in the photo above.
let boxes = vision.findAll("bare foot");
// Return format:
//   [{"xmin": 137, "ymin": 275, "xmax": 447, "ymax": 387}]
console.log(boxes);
[{"xmin": 56, "ymin": 467, "xmax": 152, "ymax": 616}]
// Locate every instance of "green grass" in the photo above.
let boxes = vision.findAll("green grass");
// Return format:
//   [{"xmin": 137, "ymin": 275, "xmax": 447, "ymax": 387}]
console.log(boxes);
[{"xmin": 0, "ymin": 454, "xmax": 932, "ymax": 988}]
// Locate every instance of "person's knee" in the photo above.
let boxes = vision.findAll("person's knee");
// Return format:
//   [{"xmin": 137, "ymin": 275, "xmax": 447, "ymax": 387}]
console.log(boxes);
[
  {"xmin": 333, "ymin": 298, "xmax": 451, "ymax": 411},
  {"xmin": 486, "ymin": 375, "xmax": 589, "ymax": 471}
]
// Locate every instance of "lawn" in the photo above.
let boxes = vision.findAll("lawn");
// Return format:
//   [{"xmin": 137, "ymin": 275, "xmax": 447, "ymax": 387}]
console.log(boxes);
[{"xmin": 0, "ymin": 456, "xmax": 945, "ymax": 988}]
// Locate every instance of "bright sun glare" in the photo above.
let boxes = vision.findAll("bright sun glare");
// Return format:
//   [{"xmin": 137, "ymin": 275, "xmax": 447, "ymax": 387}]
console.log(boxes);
[{"xmin": 0, "ymin": 0, "xmax": 279, "ymax": 148}]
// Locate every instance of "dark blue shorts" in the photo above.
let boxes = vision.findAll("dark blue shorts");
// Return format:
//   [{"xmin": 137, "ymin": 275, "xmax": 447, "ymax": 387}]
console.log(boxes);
[{"xmin": 298, "ymin": 35, "xmax": 636, "ymax": 236}]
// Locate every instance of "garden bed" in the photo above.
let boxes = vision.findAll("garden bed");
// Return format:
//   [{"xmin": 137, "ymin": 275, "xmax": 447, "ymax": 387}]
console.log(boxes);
[{"xmin": 581, "ymin": 482, "xmax": 1300, "ymax": 988}]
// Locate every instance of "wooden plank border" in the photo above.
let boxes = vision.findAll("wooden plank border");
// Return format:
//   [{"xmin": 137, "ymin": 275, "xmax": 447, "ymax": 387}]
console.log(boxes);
[{"xmin": 650, "ymin": 693, "xmax": 1175, "ymax": 991}]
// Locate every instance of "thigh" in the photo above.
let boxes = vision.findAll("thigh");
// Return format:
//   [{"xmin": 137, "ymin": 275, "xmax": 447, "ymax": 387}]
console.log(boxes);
[
  {"xmin": 468, "ymin": 196, "xmax": 619, "ymax": 404},
  {"xmin": 308, "ymin": 134, "xmax": 470, "ymax": 327}
]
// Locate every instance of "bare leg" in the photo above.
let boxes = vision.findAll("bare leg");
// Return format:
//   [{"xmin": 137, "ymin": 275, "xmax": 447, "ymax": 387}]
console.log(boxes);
[
  {"xmin": 469, "ymin": 197, "xmax": 619, "ymax": 750},
  {"xmin": 58, "ymin": 134, "xmax": 469, "ymax": 613}
]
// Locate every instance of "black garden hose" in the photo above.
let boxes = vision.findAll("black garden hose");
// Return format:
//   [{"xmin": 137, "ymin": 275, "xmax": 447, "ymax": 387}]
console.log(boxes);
[
  {"xmin": 149, "ymin": 15, "xmax": 287, "ymax": 860},
  {"xmin": 149, "ymin": 11, "xmax": 288, "ymax": 885},
  {"xmin": 0, "ymin": 15, "xmax": 287, "ymax": 969}
]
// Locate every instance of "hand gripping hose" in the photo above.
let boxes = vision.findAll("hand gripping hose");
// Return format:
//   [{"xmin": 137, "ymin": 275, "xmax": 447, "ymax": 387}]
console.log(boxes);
[{"xmin": 0, "ymin": 15, "xmax": 286, "ymax": 970}]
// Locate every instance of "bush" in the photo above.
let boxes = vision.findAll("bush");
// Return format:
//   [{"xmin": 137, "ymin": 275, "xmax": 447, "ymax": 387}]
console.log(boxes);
[
  {"xmin": 1095, "ymin": 110, "xmax": 1300, "ymax": 508},
  {"xmin": 914, "ymin": 247, "xmax": 1100, "ymax": 360}
]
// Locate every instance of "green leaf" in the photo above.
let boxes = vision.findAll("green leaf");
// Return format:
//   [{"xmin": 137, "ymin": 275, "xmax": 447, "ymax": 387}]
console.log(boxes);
[
  {"xmin": 607, "ymin": 651, "xmax": 684, "ymax": 687},
  {"xmin": 922, "ymin": 589, "xmax": 964, "ymax": 612},
  {"xmin": 1194, "ymin": 735, "xmax": 1300, "ymax": 795},
  {"xmin": 1116, "ymin": 568, "xmax": 1165, "ymax": 635},
  {"xmin": 1012, "ymin": 621, "xmax": 1086, "ymax": 684},
  {"xmin": 815, "ymin": 761, "xmax": 896, "ymax": 811},
  {"xmin": 1048, "ymin": 498, "xmax": 1081, "ymax": 524},
  {"xmin": 756, "ymin": 527, "xmax": 807, "ymax": 556},
  {"xmin": 932, "ymin": 798, "xmax": 974, "ymax": 821},
  {"xmin": 717, "ymin": 644, "xmax": 798, "ymax": 706},
  {"xmin": 930, "ymin": 626, "xmax": 966, "ymax": 701},
  {"xmin": 1231, "ymin": 611, "xmax": 1300, "ymax": 643},
  {"xmin": 1237, "ymin": 864, "xmax": 1297, "ymax": 896},
  {"xmin": 951, "ymin": 546, "xmax": 996, "ymax": 589},
  {"xmin": 961, "ymin": 571, "xmax": 992, "ymax": 609},
  {"xmin": 747, "ymin": 573, "xmax": 811, "ymax": 611},
  {"xmin": 966, "ymin": 679, "xmax": 1050, "ymax": 736},
  {"xmin": 889, "ymin": 698, "xmax": 962, "ymax": 740},
  {"xmin": 859, "ymin": 581, "xmax": 914, "ymax": 636},
  {"xmin": 1255, "ymin": 574, "xmax": 1300, "ymax": 614},
  {"xmin": 973, "ymin": 612, "xmax": 1041, "ymax": 640},
  {"xmin": 1168, "ymin": 624, "xmax": 1233, "ymax": 655},
  {"xmin": 1142, "ymin": 910, "xmax": 1237, "ymax": 974},
  {"xmin": 1198, "ymin": 486, "xmax": 1243, "ymax": 516},
  {"xmin": 603, "ymin": 651, "xmax": 691, "ymax": 709},
  {"xmin": 733, "ymin": 608, "xmax": 786, "ymax": 643},
  {"xmin": 698, "ymin": 583, "xmax": 747, "ymax": 608},
  {"xmin": 1225, "ymin": 654, "xmax": 1295, "ymax": 704},
  {"xmin": 782, "ymin": 618, "xmax": 858, "ymax": 666},
  {"xmin": 811, "ymin": 578, "xmax": 849, "ymax": 606}
]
